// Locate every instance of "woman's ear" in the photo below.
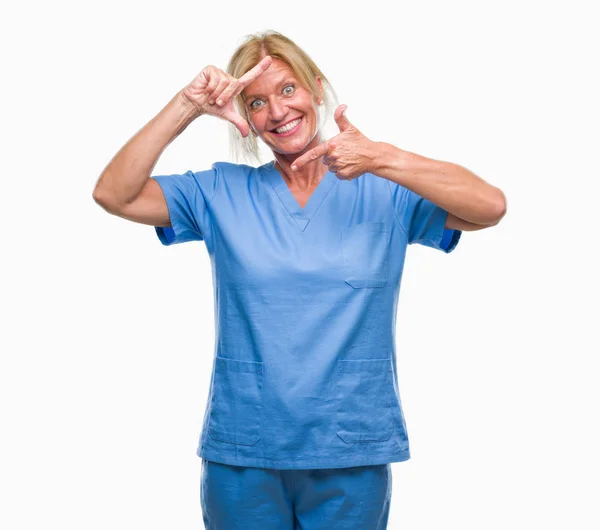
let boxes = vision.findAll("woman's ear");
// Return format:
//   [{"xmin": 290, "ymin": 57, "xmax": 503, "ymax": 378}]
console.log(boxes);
[{"xmin": 316, "ymin": 76, "xmax": 324, "ymax": 104}]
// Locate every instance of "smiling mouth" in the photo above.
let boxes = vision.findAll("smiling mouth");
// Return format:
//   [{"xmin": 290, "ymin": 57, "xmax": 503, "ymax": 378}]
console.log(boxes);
[{"xmin": 271, "ymin": 117, "xmax": 302, "ymax": 135}]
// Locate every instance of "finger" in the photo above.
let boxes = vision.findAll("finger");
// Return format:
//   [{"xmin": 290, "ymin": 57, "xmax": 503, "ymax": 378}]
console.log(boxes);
[
  {"xmin": 334, "ymin": 104, "xmax": 352, "ymax": 132},
  {"xmin": 208, "ymin": 77, "xmax": 231, "ymax": 106},
  {"xmin": 193, "ymin": 65, "xmax": 215, "ymax": 90},
  {"xmin": 225, "ymin": 111, "xmax": 251, "ymax": 138},
  {"xmin": 204, "ymin": 70, "xmax": 221, "ymax": 105},
  {"xmin": 291, "ymin": 142, "xmax": 330, "ymax": 171},
  {"xmin": 238, "ymin": 56, "xmax": 273, "ymax": 87},
  {"xmin": 215, "ymin": 77, "xmax": 241, "ymax": 107}
]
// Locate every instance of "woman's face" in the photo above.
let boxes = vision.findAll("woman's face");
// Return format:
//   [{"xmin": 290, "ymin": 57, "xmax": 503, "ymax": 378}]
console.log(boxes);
[{"xmin": 242, "ymin": 58, "xmax": 322, "ymax": 158}]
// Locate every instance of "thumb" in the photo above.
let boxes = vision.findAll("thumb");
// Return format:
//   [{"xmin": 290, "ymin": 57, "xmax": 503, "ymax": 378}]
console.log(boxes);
[
  {"xmin": 224, "ymin": 110, "xmax": 250, "ymax": 138},
  {"xmin": 334, "ymin": 104, "xmax": 352, "ymax": 132}
]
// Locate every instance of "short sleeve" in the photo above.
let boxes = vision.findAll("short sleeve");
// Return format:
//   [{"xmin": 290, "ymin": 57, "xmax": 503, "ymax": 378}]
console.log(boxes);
[
  {"xmin": 152, "ymin": 166, "xmax": 219, "ymax": 246},
  {"xmin": 388, "ymin": 180, "xmax": 461, "ymax": 253}
]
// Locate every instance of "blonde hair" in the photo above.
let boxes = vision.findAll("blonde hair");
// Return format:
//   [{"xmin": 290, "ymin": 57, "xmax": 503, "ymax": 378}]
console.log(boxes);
[{"xmin": 226, "ymin": 30, "xmax": 337, "ymax": 165}]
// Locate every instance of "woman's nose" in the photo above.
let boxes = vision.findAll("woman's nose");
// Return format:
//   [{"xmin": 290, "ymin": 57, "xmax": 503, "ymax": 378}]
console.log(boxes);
[{"xmin": 268, "ymin": 97, "xmax": 288, "ymax": 121}]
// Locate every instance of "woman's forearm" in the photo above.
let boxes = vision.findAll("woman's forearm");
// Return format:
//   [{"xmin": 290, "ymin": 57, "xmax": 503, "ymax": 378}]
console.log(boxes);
[
  {"xmin": 374, "ymin": 142, "xmax": 507, "ymax": 226},
  {"xmin": 92, "ymin": 91, "xmax": 201, "ymax": 210}
]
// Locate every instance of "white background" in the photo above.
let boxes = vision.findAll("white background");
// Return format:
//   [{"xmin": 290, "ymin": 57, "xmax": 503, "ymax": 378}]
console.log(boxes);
[{"xmin": 2, "ymin": 0, "xmax": 599, "ymax": 528}]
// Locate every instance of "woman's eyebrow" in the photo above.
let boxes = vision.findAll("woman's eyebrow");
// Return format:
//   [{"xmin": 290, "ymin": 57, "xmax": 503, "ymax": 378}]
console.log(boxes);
[{"xmin": 245, "ymin": 77, "xmax": 295, "ymax": 100}]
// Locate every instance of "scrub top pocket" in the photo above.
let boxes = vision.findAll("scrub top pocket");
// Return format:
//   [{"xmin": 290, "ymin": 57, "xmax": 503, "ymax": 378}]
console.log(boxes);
[
  {"xmin": 335, "ymin": 358, "xmax": 394, "ymax": 443},
  {"xmin": 208, "ymin": 357, "xmax": 263, "ymax": 446},
  {"xmin": 342, "ymin": 222, "xmax": 390, "ymax": 288}
]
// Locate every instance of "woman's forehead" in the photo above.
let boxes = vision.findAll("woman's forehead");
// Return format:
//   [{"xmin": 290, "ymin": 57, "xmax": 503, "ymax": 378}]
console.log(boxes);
[{"xmin": 243, "ymin": 59, "xmax": 297, "ymax": 98}]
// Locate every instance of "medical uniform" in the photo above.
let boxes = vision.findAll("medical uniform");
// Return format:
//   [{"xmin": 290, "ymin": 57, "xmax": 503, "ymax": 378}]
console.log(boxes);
[{"xmin": 153, "ymin": 160, "xmax": 460, "ymax": 527}]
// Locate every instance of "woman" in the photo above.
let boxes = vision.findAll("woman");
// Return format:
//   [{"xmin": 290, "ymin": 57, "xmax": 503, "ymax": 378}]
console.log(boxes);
[{"xmin": 93, "ymin": 30, "xmax": 506, "ymax": 530}]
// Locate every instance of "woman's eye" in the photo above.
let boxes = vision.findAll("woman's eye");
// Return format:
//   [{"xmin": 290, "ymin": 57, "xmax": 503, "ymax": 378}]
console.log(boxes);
[
  {"xmin": 250, "ymin": 99, "xmax": 263, "ymax": 110},
  {"xmin": 283, "ymin": 84, "xmax": 295, "ymax": 96}
]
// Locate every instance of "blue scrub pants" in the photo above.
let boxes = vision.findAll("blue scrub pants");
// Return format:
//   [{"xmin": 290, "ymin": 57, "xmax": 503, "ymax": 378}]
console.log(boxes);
[{"xmin": 200, "ymin": 459, "xmax": 392, "ymax": 529}]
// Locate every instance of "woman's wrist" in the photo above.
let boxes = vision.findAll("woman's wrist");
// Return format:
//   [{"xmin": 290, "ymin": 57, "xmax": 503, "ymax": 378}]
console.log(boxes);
[
  {"xmin": 372, "ymin": 142, "xmax": 406, "ymax": 179},
  {"xmin": 175, "ymin": 91, "xmax": 204, "ymax": 121}
]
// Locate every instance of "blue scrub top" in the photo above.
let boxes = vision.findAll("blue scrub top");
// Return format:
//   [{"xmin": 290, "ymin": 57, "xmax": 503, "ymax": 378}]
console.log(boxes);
[{"xmin": 153, "ymin": 161, "xmax": 461, "ymax": 470}]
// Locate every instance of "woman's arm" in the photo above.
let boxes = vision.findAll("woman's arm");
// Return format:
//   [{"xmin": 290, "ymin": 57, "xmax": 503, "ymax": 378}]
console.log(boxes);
[
  {"xmin": 374, "ymin": 143, "xmax": 507, "ymax": 230},
  {"xmin": 292, "ymin": 105, "xmax": 507, "ymax": 231},
  {"xmin": 92, "ymin": 57, "xmax": 272, "ymax": 226},
  {"xmin": 92, "ymin": 92, "xmax": 200, "ymax": 224}
]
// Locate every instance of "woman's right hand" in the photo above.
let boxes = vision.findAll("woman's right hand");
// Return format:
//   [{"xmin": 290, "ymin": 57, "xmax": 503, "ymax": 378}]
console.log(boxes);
[{"xmin": 180, "ymin": 56, "xmax": 272, "ymax": 137}]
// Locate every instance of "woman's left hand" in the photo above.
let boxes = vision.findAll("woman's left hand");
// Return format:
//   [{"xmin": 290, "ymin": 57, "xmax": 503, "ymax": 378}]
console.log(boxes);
[{"xmin": 291, "ymin": 105, "xmax": 380, "ymax": 180}]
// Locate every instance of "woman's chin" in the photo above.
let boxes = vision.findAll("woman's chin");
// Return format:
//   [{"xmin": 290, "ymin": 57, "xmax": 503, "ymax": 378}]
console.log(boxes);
[
  {"xmin": 266, "ymin": 133, "xmax": 321, "ymax": 158},
  {"xmin": 268, "ymin": 141, "xmax": 310, "ymax": 157}
]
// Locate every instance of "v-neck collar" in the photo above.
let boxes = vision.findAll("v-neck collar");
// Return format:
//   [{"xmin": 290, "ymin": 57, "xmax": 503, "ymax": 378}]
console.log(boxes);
[{"xmin": 260, "ymin": 161, "xmax": 338, "ymax": 231}]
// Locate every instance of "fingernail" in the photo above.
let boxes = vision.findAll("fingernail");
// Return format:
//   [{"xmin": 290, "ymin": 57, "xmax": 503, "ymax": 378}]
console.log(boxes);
[
  {"xmin": 291, "ymin": 165, "xmax": 297, "ymax": 171},
  {"xmin": 217, "ymin": 99, "xmax": 223, "ymax": 106}
]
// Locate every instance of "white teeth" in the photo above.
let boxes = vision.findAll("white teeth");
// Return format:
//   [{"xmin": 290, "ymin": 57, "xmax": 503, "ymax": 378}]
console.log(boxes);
[{"xmin": 275, "ymin": 118, "xmax": 301, "ymax": 134}]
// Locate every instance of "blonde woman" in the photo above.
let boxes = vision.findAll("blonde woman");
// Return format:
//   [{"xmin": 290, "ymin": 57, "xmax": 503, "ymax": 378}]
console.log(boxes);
[{"xmin": 93, "ymin": 30, "xmax": 506, "ymax": 529}]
